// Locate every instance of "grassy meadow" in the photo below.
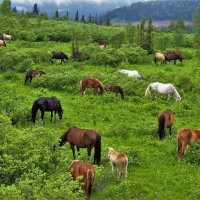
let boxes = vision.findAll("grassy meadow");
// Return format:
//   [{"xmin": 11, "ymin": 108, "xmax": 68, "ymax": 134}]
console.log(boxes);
[{"xmin": 1, "ymin": 15, "xmax": 200, "ymax": 200}]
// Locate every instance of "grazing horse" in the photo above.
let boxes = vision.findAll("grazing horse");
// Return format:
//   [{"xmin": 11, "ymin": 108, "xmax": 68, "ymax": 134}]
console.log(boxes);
[
  {"xmin": 177, "ymin": 128, "xmax": 200, "ymax": 162},
  {"xmin": 106, "ymin": 85, "xmax": 124, "ymax": 100},
  {"xmin": 80, "ymin": 78, "xmax": 104, "ymax": 95},
  {"xmin": 68, "ymin": 160, "xmax": 95, "ymax": 200},
  {"xmin": 145, "ymin": 82, "xmax": 182, "ymax": 102},
  {"xmin": 154, "ymin": 53, "xmax": 165, "ymax": 65},
  {"xmin": 164, "ymin": 50, "xmax": 182, "ymax": 65},
  {"xmin": 0, "ymin": 40, "xmax": 6, "ymax": 47},
  {"xmin": 119, "ymin": 69, "xmax": 143, "ymax": 80},
  {"xmin": 157, "ymin": 110, "xmax": 174, "ymax": 140},
  {"xmin": 55, "ymin": 126, "xmax": 101, "ymax": 165},
  {"xmin": 25, "ymin": 69, "xmax": 46, "ymax": 84},
  {"xmin": 51, "ymin": 51, "xmax": 68, "ymax": 64},
  {"xmin": 108, "ymin": 148, "xmax": 128, "ymax": 181},
  {"xmin": 31, "ymin": 97, "xmax": 63, "ymax": 124},
  {"xmin": 99, "ymin": 39, "xmax": 106, "ymax": 49},
  {"xmin": 0, "ymin": 34, "xmax": 14, "ymax": 41}
]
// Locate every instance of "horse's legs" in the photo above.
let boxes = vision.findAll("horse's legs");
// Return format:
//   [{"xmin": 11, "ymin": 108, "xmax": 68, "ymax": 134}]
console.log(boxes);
[
  {"xmin": 169, "ymin": 126, "xmax": 172, "ymax": 136},
  {"xmin": 61, "ymin": 59, "xmax": 63, "ymax": 64},
  {"xmin": 116, "ymin": 167, "xmax": 121, "ymax": 181},
  {"xmin": 167, "ymin": 94, "xmax": 171, "ymax": 100},
  {"xmin": 30, "ymin": 76, "xmax": 33, "ymax": 82},
  {"xmin": 70, "ymin": 143, "xmax": 76, "ymax": 159},
  {"xmin": 94, "ymin": 87, "xmax": 98, "ymax": 95},
  {"xmin": 174, "ymin": 60, "xmax": 176, "ymax": 65},
  {"xmin": 41, "ymin": 111, "xmax": 45, "ymax": 125},
  {"xmin": 87, "ymin": 146, "xmax": 92, "ymax": 157},
  {"xmin": 51, "ymin": 111, "xmax": 53, "ymax": 122},
  {"xmin": 178, "ymin": 141, "xmax": 187, "ymax": 162},
  {"xmin": 77, "ymin": 147, "xmax": 80, "ymax": 155}
]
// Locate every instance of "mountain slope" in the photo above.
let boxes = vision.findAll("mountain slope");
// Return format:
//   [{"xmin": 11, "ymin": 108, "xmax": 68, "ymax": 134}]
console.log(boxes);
[{"xmin": 104, "ymin": 0, "xmax": 200, "ymax": 22}]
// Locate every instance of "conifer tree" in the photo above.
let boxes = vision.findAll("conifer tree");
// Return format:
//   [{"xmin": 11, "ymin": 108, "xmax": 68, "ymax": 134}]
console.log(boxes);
[
  {"xmin": 32, "ymin": 3, "xmax": 40, "ymax": 15},
  {"xmin": 0, "ymin": 0, "xmax": 11, "ymax": 14},
  {"xmin": 81, "ymin": 14, "xmax": 85, "ymax": 23},
  {"xmin": 75, "ymin": 10, "xmax": 79, "ymax": 21},
  {"xmin": 139, "ymin": 16, "xmax": 146, "ymax": 48},
  {"xmin": 145, "ymin": 17, "xmax": 154, "ymax": 54},
  {"xmin": 53, "ymin": 9, "xmax": 59, "ymax": 18}
]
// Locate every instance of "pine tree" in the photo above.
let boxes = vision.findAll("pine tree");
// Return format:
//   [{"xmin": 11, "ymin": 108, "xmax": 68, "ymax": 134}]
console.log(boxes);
[
  {"xmin": 0, "ymin": 0, "xmax": 11, "ymax": 14},
  {"xmin": 75, "ymin": 10, "xmax": 79, "ymax": 21},
  {"xmin": 66, "ymin": 11, "xmax": 69, "ymax": 20},
  {"xmin": 95, "ymin": 13, "xmax": 98, "ymax": 24},
  {"xmin": 12, "ymin": 7, "xmax": 17, "ymax": 13},
  {"xmin": 145, "ymin": 17, "xmax": 154, "ymax": 54},
  {"xmin": 106, "ymin": 14, "xmax": 111, "ymax": 26},
  {"xmin": 173, "ymin": 17, "xmax": 186, "ymax": 48},
  {"xmin": 139, "ymin": 17, "xmax": 146, "ymax": 48},
  {"xmin": 125, "ymin": 24, "xmax": 135, "ymax": 44},
  {"xmin": 88, "ymin": 14, "xmax": 92, "ymax": 23},
  {"xmin": 53, "ymin": 9, "xmax": 59, "ymax": 19},
  {"xmin": 32, "ymin": 3, "xmax": 40, "ymax": 15},
  {"xmin": 193, "ymin": 5, "xmax": 200, "ymax": 60},
  {"xmin": 81, "ymin": 15, "xmax": 85, "ymax": 23}
]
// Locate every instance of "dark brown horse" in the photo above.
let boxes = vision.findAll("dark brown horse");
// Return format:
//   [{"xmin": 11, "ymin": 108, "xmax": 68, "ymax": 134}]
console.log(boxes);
[
  {"xmin": 68, "ymin": 160, "xmax": 95, "ymax": 200},
  {"xmin": 55, "ymin": 126, "xmax": 101, "ymax": 165},
  {"xmin": 105, "ymin": 85, "xmax": 124, "ymax": 100},
  {"xmin": 177, "ymin": 128, "xmax": 200, "ymax": 162},
  {"xmin": 80, "ymin": 78, "xmax": 104, "ymax": 95},
  {"xmin": 158, "ymin": 110, "xmax": 174, "ymax": 140},
  {"xmin": 25, "ymin": 69, "xmax": 46, "ymax": 84},
  {"xmin": 51, "ymin": 51, "xmax": 68, "ymax": 64},
  {"xmin": 164, "ymin": 50, "xmax": 182, "ymax": 65},
  {"xmin": 31, "ymin": 97, "xmax": 63, "ymax": 124}
]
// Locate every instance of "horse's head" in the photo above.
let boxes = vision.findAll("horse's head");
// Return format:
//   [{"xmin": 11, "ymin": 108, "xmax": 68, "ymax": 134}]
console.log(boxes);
[
  {"xmin": 3, "ymin": 41, "xmax": 6, "ymax": 47},
  {"xmin": 105, "ymin": 85, "xmax": 111, "ymax": 92},
  {"xmin": 176, "ymin": 97, "xmax": 182, "ymax": 102},
  {"xmin": 58, "ymin": 107, "xmax": 64, "ymax": 119}
]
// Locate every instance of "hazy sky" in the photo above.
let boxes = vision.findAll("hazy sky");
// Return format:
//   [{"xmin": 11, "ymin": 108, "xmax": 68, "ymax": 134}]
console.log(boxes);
[{"xmin": 11, "ymin": 0, "xmax": 144, "ymax": 6}]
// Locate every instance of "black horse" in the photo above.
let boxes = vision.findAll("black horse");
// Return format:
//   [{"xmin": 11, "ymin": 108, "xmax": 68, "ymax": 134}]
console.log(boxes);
[
  {"xmin": 51, "ymin": 51, "xmax": 68, "ymax": 64},
  {"xmin": 31, "ymin": 97, "xmax": 63, "ymax": 124},
  {"xmin": 164, "ymin": 50, "xmax": 183, "ymax": 65}
]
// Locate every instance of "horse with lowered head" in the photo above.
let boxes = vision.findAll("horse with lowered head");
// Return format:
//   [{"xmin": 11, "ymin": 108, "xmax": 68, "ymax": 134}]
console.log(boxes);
[
  {"xmin": 158, "ymin": 110, "xmax": 174, "ymax": 140},
  {"xmin": 119, "ymin": 69, "xmax": 143, "ymax": 80},
  {"xmin": 54, "ymin": 126, "xmax": 101, "ymax": 165},
  {"xmin": 25, "ymin": 69, "xmax": 46, "ymax": 84},
  {"xmin": 108, "ymin": 147, "xmax": 128, "ymax": 181},
  {"xmin": 145, "ymin": 82, "xmax": 182, "ymax": 102},
  {"xmin": 106, "ymin": 85, "xmax": 124, "ymax": 100},
  {"xmin": 68, "ymin": 160, "xmax": 95, "ymax": 200},
  {"xmin": 51, "ymin": 51, "xmax": 68, "ymax": 64},
  {"xmin": 177, "ymin": 128, "xmax": 200, "ymax": 162},
  {"xmin": 80, "ymin": 78, "xmax": 104, "ymax": 95},
  {"xmin": 0, "ymin": 40, "xmax": 6, "ymax": 47},
  {"xmin": 164, "ymin": 50, "xmax": 182, "ymax": 65},
  {"xmin": 154, "ymin": 53, "xmax": 165, "ymax": 65},
  {"xmin": 31, "ymin": 96, "xmax": 63, "ymax": 124},
  {"xmin": 0, "ymin": 34, "xmax": 14, "ymax": 41}
]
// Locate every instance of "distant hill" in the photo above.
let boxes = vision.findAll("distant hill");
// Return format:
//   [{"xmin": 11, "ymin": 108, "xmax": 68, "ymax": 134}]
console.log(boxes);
[{"xmin": 103, "ymin": 0, "xmax": 200, "ymax": 22}]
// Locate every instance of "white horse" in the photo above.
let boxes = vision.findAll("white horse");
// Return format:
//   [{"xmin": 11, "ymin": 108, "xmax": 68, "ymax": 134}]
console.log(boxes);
[
  {"xmin": 145, "ymin": 82, "xmax": 182, "ymax": 102},
  {"xmin": 119, "ymin": 69, "xmax": 143, "ymax": 79}
]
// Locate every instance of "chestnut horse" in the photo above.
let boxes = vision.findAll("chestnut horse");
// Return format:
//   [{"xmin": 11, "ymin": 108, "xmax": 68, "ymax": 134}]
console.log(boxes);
[
  {"xmin": 80, "ymin": 78, "xmax": 104, "ymax": 95},
  {"xmin": 55, "ymin": 126, "xmax": 101, "ymax": 165},
  {"xmin": 108, "ymin": 148, "xmax": 128, "ymax": 181},
  {"xmin": 0, "ymin": 40, "xmax": 6, "ymax": 47},
  {"xmin": 158, "ymin": 110, "xmax": 174, "ymax": 140},
  {"xmin": 68, "ymin": 160, "xmax": 95, "ymax": 200},
  {"xmin": 177, "ymin": 128, "xmax": 200, "ymax": 161},
  {"xmin": 25, "ymin": 69, "xmax": 46, "ymax": 84},
  {"xmin": 106, "ymin": 85, "xmax": 124, "ymax": 100}
]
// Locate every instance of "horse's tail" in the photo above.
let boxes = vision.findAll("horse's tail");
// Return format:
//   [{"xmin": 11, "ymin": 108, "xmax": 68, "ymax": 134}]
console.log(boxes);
[
  {"xmin": 119, "ymin": 88, "xmax": 124, "ymax": 100},
  {"xmin": 139, "ymin": 72, "xmax": 144, "ymax": 80},
  {"xmin": 158, "ymin": 114, "xmax": 165, "ymax": 140},
  {"xmin": 86, "ymin": 168, "xmax": 95, "ymax": 200},
  {"xmin": 25, "ymin": 70, "xmax": 30, "ymax": 84},
  {"xmin": 31, "ymin": 100, "xmax": 39, "ymax": 124},
  {"xmin": 39, "ymin": 70, "xmax": 46, "ymax": 75},
  {"xmin": 145, "ymin": 84, "xmax": 151, "ymax": 97},
  {"xmin": 98, "ymin": 80, "xmax": 104, "ymax": 95},
  {"xmin": 154, "ymin": 55, "xmax": 157, "ymax": 64},
  {"xmin": 80, "ymin": 79, "xmax": 83, "ymax": 95},
  {"xmin": 95, "ymin": 133, "xmax": 101, "ymax": 165}
]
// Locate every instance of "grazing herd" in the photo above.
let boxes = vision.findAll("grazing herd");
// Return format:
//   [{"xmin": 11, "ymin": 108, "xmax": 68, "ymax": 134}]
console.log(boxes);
[{"xmin": 2, "ymin": 34, "xmax": 198, "ymax": 199}]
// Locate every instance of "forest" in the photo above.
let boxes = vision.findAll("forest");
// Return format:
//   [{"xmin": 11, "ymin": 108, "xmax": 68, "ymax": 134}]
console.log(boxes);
[
  {"xmin": 104, "ymin": 0, "xmax": 200, "ymax": 22},
  {"xmin": 1, "ymin": 0, "xmax": 200, "ymax": 199}
]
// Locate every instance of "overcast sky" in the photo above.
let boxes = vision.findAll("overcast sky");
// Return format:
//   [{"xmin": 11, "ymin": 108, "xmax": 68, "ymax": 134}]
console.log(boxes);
[{"xmin": 11, "ymin": 0, "xmax": 145, "ymax": 6}]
